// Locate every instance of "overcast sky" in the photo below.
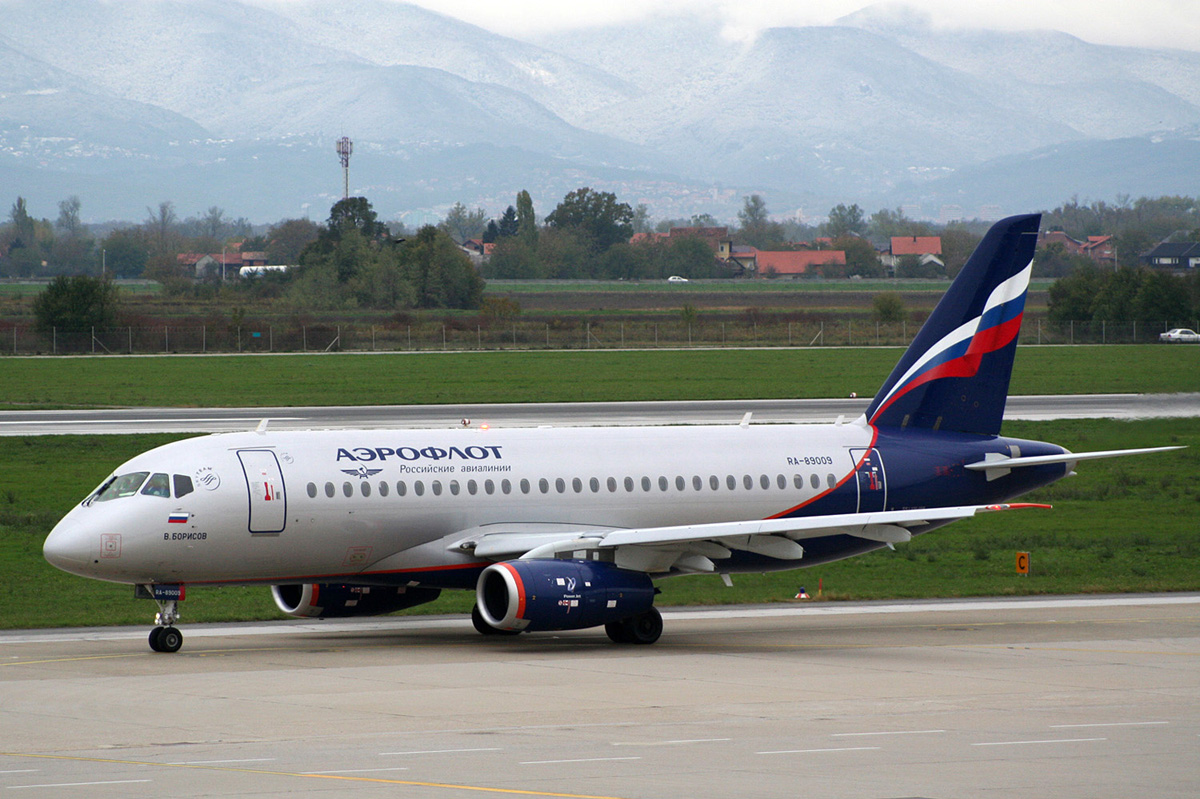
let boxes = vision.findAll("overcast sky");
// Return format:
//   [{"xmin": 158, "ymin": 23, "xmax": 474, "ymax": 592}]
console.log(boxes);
[{"xmin": 404, "ymin": 0, "xmax": 1200, "ymax": 51}]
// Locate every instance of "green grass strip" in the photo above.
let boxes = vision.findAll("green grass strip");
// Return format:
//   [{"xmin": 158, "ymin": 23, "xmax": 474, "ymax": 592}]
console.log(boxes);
[{"xmin": 2, "ymin": 345, "xmax": 1197, "ymax": 410}]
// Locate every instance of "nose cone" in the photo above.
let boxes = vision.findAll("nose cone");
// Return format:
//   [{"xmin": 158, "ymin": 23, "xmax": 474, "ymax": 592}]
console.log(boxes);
[{"xmin": 43, "ymin": 517, "xmax": 97, "ymax": 577}]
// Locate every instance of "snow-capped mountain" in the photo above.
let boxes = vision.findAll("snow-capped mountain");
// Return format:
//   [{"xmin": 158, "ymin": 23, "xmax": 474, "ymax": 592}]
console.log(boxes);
[{"xmin": 1, "ymin": 0, "xmax": 1197, "ymax": 222}]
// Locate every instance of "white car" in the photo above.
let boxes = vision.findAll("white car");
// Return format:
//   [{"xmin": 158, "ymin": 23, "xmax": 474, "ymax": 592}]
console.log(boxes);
[
  {"xmin": 667, "ymin": 275, "xmax": 689, "ymax": 283},
  {"xmin": 1159, "ymin": 328, "xmax": 1200, "ymax": 343}
]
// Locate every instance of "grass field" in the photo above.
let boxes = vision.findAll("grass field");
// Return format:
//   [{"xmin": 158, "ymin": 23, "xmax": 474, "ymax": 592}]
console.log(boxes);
[
  {"xmin": 1, "ymin": 417, "xmax": 1196, "ymax": 629},
  {"xmin": 2, "ymin": 345, "xmax": 1198, "ymax": 410}
]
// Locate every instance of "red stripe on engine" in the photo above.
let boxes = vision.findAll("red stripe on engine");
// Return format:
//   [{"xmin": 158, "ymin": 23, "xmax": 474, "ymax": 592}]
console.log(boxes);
[{"xmin": 500, "ymin": 562, "xmax": 526, "ymax": 619}]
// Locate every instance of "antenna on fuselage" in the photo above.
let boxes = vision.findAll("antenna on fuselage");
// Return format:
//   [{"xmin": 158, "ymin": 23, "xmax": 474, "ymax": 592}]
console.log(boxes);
[{"xmin": 256, "ymin": 419, "xmax": 270, "ymax": 434}]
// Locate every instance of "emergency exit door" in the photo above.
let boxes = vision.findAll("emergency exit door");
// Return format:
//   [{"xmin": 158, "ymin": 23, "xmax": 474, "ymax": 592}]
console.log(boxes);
[{"xmin": 238, "ymin": 449, "xmax": 286, "ymax": 533}]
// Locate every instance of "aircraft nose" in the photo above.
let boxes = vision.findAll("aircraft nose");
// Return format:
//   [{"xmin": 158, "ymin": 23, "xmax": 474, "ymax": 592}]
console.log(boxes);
[{"xmin": 43, "ymin": 519, "xmax": 97, "ymax": 576}]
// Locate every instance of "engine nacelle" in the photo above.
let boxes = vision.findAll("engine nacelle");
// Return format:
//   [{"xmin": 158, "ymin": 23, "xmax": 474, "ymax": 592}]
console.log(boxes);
[
  {"xmin": 272, "ymin": 583, "xmax": 441, "ymax": 619},
  {"xmin": 475, "ymin": 559, "xmax": 655, "ymax": 632}
]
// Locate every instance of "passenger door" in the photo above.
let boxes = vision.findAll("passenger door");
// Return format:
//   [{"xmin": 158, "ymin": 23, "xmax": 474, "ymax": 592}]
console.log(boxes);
[{"xmin": 237, "ymin": 449, "xmax": 286, "ymax": 534}]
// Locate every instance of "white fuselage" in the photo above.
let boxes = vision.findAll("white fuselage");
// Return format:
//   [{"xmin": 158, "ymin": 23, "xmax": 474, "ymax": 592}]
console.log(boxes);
[{"xmin": 45, "ymin": 421, "xmax": 877, "ymax": 586}]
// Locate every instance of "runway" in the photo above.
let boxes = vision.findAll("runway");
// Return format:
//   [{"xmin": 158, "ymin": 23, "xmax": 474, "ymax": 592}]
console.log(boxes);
[
  {"xmin": 1, "ymin": 393, "xmax": 1197, "ymax": 434},
  {"xmin": 2, "ymin": 595, "xmax": 1197, "ymax": 798}
]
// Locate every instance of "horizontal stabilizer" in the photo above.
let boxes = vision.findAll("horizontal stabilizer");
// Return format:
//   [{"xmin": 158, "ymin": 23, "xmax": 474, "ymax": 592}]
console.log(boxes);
[{"xmin": 965, "ymin": 446, "xmax": 1185, "ymax": 472}]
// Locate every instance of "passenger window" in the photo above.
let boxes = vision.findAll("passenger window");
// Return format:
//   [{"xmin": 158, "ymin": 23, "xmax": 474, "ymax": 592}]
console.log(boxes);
[
  {"xmin": 449, "ymin": 480, "xmax": 460, "ymax": 496},
  {"xmin": 827, "ymin": 473, "xmax": 836, "ymax": 489},
  {"xmin": 692, "ymin": 475, "xmax": 702, "ymax": 491},
  {"xmin": 710, "ymin": 475, "xmax": 719, "ymax": 490},
  {"xmin": 343, "ymin": 482, "xmax": 353, "ymax": 498},
  {"xmin": 379, "ymin": 481, "xmax": 389, "ymax": 497},
  {"xmin": 624, "ymin": 476, "xmax": 634, "ymax": 492},
  {"xmin": 397, "ymin": 481, "xmax": 407, "ymax": 497},
  {"xmin": 539, "ymin": 478, "xmax": 549, "ymax": 494},
  {"xmin": 607, "ymin": 477, "xmax": 617, "ymax": 493},
  {"xmin": 414, "ymin": 481, "xmax": 425, "ymax": 496},
  {"xmin": 590, "ymin": 477, "xmax": 600, "ymax": 493},
  {"xmin": 141, "ymin": 473, "xmax": 171, "ymax": 498},
  {"xmin": 468, "ymin": 480, "xmax": 478, "ymax": 496},
  {"xmin": 96, "ymin": 472, "xmax": 149, "ymax": 501},
  {"xmin": 658, "ymin": 476, "xmax": 669, "ymax": 492},
  {"xmin": 501, "ymin": 479, "xmax": 512, "ymax": 494},
  {"xmin": 174, "ymin": 475, "xmax": 194, "ymax": 498},
  {"xmin": 485, "ymin": 479, "xmax": 495, "ymax": 495},
  {"xmin": 572, "ymin": 477, "xmax": 582, "ymax": 493},
  {"xmin": 793, "ymin": 475, "xmax": 803, "ymax": 489},
  {"xmin": 743, "ymin": 475, "xmax": 753, "ymax": 490},
  {"xmin": 726, "ymin": 475, "xmax": 736, "ymax": 490},
  {"xmin": 641, "ymin": 476, "xmax": 651, "ymax": 492},
  {"xmin": 432, "ymin": 481, "xmax": 443, "ymax": 496},
  {"xmin": 555, "ymin": 478, "xmax": 566, "ymax": 494},
  {"xmin": 777, "ymin": 474, "xmax": 786, "ymax": 489},
  {"xmin": 325, "ymin": 482, "xmax": 335, "ymax": 498},
  {"xmin": 520, "ymin": 479, "xmax": 530, "ymax": 494},
  {"xmin": 810, "ymin": 474, "xmax": 819, "ymax": 489},
  {"xmin": 307, "ymin": 482, "xmax": 317, "ymax": 498},
  {"xmin": 759, "ymin": 475, "xmax": 769, "ymax": 490},
  {"xmin": 361, "ymin": 482, "xmax": 372, "ymax": 497}
]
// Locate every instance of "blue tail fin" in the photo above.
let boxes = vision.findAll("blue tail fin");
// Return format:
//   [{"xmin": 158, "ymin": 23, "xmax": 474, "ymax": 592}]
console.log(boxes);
[{"xmin": 866, "ymin": 213, "xmax": 1040, "ymax": 436}]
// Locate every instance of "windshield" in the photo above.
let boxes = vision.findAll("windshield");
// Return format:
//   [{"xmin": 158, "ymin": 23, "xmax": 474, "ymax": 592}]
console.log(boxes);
[{"xmin": 93, "ymin": 472, "xmax": 150, "ymax": 502}]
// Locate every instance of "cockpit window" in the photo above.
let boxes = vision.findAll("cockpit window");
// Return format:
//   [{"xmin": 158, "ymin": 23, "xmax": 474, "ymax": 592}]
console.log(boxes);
[
  {"xmin": 94, "ymin": 472, "xmax": 150, "ymax": 502},
  {"xmin": 173, "ymin": 475, "xmax": 194, "ymax": 498},
  {"xmin": 141, "ymin": 473, "xmax": 171, "ymax": 498}
]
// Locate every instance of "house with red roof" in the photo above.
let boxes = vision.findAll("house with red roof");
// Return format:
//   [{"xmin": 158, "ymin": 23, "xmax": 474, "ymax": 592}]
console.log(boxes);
[
  {"xmin": 716, "ymin": 241, "xmax": 846, "ymax": 278},
  {"xmin": 1038, "ymin": 231, "xmax": 1115, "ymax": 264}
]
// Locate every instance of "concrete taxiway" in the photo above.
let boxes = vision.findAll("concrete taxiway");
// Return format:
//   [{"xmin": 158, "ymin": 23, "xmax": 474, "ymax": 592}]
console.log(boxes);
[
  {"xmin": 1, "ymin": 393, "xmax": 1197, "ymax": 435},
  {"xmin": 2, "ymin": 595, "xmax": 1197, "ymax": 798}
]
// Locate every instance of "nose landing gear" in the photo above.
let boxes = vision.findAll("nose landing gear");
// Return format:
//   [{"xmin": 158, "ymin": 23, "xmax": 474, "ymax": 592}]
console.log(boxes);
[{"xmin": 137, "ymin": 584, "xmax": 185, "ymax": 653}]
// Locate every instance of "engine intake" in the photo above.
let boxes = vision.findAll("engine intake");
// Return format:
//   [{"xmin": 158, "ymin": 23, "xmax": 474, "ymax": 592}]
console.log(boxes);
[
  {"xmin": 475, "ymin": 559, "xmax": 655, "ymax": 632},
  {"xmin": 272, "ymin": 583, "xmax": 441, "ymax": 618}
]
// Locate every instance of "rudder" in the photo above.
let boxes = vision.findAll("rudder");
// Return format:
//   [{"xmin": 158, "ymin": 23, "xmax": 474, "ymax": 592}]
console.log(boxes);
[{"xmin": 865, "ymin": 214, "xmax": 1040, "ymax": 436}]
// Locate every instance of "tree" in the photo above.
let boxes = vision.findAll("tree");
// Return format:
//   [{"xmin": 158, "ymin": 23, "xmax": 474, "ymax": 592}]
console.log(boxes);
[
  {"xmin": 266, "ymin": 218, "xmax": 321, "ymax": 264},
  {"xmin": 737, "ymin": 194, "xmax": 785, "ymax": 249},
  {"xmin": 9, "ymin": 197, "xmax": 36, "ymax": 249},
  {"xmin": 833, "ymin": 235, "xmax": 884, "ymax": 278},
  {"xmin": 545, "ymin": 187, "xmax": 633, "ymax": 252},
  {"xmin": 439, "ymin": 202, "xmax": 487, "ymax": 244},
  {"xmin": 201, "ymin": 206, "xmax": 226, "ymax": 240},
  {"xmin": 496, "ymin": 206, "xmax": 519, "ymax": 239},
  {"xmin": 32, "ymin": 275, "xmax": 120, "ymax": 333},
  {"xmin": 56, "ymin": 196, "xmax": 84, "ymax": 237},
  {"xmin": 399, "ymin": 225, "xmax": 485, "ymax": 309},
  {"xmin": 1048, "ymin": 263, "xmax": 1103, "ymax": 322},
  {"xmin": 873, "ymin": 292, "xmax": 906, "ymax": 323},
  {"xmin": 100, "ymin": 228, "xmax": 150, "ymax": 278},
  {"xmin": 631, "ymin": 204, "xmax": 652, "ymax": 235},
  {"xmin": 825, "ymin": 203, "xmax": 866, "ymax": 239},
  {"xmin": 326, "ymin": 197, "xmax": 389, "ymax": 242},
  {"xmin": 516, "ymin": 190, "xmax": 538, "ymax": 247}
]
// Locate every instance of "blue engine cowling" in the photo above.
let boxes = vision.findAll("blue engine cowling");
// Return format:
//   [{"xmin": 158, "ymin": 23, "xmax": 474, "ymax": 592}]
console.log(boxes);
[
  {"xmin": 272, "ymin": 583, "xmax": 441, "ymax": 618},
  {"xmin": 475, "ymin": 559, "xmax": 656, "ymax": 632}
]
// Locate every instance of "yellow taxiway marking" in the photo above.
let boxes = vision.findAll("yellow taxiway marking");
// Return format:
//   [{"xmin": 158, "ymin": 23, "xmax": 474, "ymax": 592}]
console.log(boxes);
[{"xmin": 0, "ymin": 752, "xmax": 633, "ymax": 799}]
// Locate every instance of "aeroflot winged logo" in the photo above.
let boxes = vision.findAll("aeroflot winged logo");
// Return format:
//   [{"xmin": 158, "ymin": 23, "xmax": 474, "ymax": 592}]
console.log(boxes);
[
  {"xmin": 869, "ymin": 260, "xmax": 1031, "ymax": 424},
  {"xmin": 341, "ymin": 466, "xmax": 384, "ymax": 478}
]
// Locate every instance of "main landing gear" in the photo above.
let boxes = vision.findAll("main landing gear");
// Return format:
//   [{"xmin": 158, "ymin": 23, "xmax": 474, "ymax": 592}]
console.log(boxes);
[
  {"xmin": 137, "ymin": 584, "xmax": 185, "ymax": 653},
  {"xmin": 605, "ymin": 607, "xmax": 663, "ymax": 645}
]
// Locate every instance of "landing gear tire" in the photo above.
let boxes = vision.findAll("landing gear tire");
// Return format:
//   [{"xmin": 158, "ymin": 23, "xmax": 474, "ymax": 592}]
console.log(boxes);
[
  {"xmin": 472, "ymin": 604, "xmax": 520, "ymax": 636},
  {"xmin": 608, "ymin": 607, "xmax": 663, "ymax": 645},
  {"xmin": 149, "ymin": 626, "xmax": 183, "ymax": 653}
]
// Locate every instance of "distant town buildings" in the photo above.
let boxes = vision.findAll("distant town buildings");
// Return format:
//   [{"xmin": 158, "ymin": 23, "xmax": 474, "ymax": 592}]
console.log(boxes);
[
  {"xmin": 1142, "ymin": 241, "xmax": 1200, "ymax": 272},
  {"xmin": 1038, "ymin": 231, "xmax": 1116, "ymax": 264}
]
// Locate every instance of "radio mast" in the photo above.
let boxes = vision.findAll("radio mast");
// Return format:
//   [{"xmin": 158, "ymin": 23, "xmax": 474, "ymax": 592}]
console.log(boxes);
[{"xmin": 335, "ymin": 136, "xmax": 353, "ymax": 199}]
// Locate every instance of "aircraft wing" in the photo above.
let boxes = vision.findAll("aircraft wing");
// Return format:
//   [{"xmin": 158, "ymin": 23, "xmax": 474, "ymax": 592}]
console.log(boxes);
[{"xmin": 457, "ymin": 503, "xmax": 1046, "ymax": 575}]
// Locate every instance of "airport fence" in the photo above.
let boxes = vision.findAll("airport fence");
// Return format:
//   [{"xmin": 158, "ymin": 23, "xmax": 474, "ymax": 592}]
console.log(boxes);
[{"xmin": 1, "ymin": 319, "xmax": 1197, "ymax": 356}]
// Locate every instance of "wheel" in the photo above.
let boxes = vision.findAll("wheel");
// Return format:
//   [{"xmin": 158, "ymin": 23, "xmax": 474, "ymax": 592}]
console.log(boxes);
[
  {"xmin": 472, "ymin": 605, "xmax": 519, "ymax": 636},
  {"xmin": 155, "ymin": 627, "xmax": 183, "ymax": 653},
  {"xmin": 605, "ymin": 620, "xmax": 631, "ymax": 644},
  {"xmin": 148, "ymin": 626, "xmax": 164, "ymax": 652},
  {"xmin": 622, "ymin": 608, "xmax": 663, "ymax": 645}
]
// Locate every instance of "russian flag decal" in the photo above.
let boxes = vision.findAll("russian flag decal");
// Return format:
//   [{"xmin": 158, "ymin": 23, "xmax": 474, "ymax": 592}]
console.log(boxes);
[{"xmin": 168, "ymin": 512, "xmax": 189, "ymax": 524}]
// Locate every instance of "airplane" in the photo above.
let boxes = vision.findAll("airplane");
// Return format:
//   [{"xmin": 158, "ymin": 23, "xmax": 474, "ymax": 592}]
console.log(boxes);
[{"xmin": 43, "ymin": 214, "xmax": 1182, "ymax": 653}]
